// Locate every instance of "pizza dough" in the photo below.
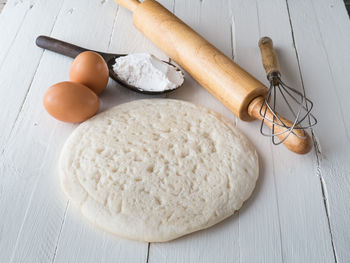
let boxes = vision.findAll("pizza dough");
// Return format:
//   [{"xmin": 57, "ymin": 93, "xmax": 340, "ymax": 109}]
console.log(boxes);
[{"xmin": 59, "ymin": 99, "xmax": 259, "ymax": 242}]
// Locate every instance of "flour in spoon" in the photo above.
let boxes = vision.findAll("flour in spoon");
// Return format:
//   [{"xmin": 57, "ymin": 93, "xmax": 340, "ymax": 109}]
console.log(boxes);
[{"xmin": 112, "ymin": 53, "xmax": 184, "ymax": 92}]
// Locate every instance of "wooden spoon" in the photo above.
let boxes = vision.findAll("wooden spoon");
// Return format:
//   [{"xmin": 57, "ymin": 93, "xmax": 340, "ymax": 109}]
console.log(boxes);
[{"xmin": 35, "ymin": 35, "xmax": 184, "ymax": 95}]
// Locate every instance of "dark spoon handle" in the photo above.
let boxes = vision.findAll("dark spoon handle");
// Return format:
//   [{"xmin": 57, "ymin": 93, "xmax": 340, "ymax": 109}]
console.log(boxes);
[{"xmin": 36, "ymin": 35, "xmax": 94, "ymax": 58}]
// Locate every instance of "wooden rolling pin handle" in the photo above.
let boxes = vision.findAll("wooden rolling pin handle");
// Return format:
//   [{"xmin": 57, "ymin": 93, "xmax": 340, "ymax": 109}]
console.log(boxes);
[
  {"xmin": 259, "ymin": 36, "xmax": 280, "ymax": 78},
  {"xmin": 248, "ymin": 96, "xmax": 312, "ymax": 154},
  {"xmin": 114, "ymin": 0, "xmax": 140, "ymax": 12}
]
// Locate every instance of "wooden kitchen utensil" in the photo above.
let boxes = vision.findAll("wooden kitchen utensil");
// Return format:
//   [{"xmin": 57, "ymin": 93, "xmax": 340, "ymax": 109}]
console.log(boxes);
[
  {"xmin": 35, "ymin": 35, "xmax": 184, "ymax": 95},
  {"xmin": 258, "ymin": 37, "xmax": 317, "ymax": 146},
  {"xmin": 115, "ymin": 0, "xmax": 312, "ymax": 154}
]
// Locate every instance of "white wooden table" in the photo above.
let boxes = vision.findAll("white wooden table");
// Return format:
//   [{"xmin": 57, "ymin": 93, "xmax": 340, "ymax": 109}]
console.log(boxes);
[{"xmin": 1, "ymin": 0, "xmax": 349, "ymax": 262}]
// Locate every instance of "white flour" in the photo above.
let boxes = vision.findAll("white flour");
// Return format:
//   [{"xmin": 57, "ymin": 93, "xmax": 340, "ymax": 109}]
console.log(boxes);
[{"xmin": 112, "ymin": 53, "xmax": 184, "ymax": 92}]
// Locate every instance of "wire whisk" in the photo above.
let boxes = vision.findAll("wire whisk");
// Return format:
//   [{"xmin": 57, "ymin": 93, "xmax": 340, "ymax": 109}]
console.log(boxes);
[{"xmin": 258, "ymin": 37, "xmax": 317, "ymax": 145}]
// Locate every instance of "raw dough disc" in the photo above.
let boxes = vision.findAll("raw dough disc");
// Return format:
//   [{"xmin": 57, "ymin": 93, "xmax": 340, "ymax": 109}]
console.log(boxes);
[{"xmin": 59, "ymin": 99, "xmax": 259, "ymax": 242}]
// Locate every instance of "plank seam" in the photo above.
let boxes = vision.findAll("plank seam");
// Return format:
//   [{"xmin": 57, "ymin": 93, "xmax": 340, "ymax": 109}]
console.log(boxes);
[
  {"xmin": 7, "ymin": 118, "xmax": 59, "ymax": 263},
  {"xmin": 8, "ymin": 175, "xmax": 42, "ymax": 263},
  {"xmin": 255, "ymin": 1, "xmax": 284, "ymax": 260},
  {"xmin": 5, "ymin": 1, "xmax": 66, "ymax": 260},
  {"xmin": 0, "ymin": 49, "xmax": 43, "ymax": 156},
  {"xmin": 270, "ymin": 147, "xmax": 285, "ymax": 263},
  {"xmin": 146, "ymin": 242, "xmax": 151, "ymax": 263},
  {"xmin": 165, "ymin": 0, "xmax": 176, "ymax": 100},
  {"xmin": 107, "ymin": 4, "xmax": 120, "ymax": 51},
  {"xmin": 230, "ymin": 16, "xmax": 235, "ymax": 60},
  {"xmin": 255, "ymin": 0, "xmax": 261, "ymax": 37},
  {"xmin": 51, "ymin": 201, "xmax": 69, "ymax": 263},
  {"xmin": 238, "ymin": 210, "xmax": 241, "ymax": 263},
  {"xmin": 229, "ymin": 10, "xmax": 237, "ymax": 127},
  {"xmin": 309, "ymin": 1, "xmax": 350, "ymax": 143},
  {"xmin": 7, "ymin": 112, "xmax": 59, "ymax": 263},
  {"xmin": 0, "ymin": 0, "xmax": 64, "ymax": 157},
  {"xmin": 317, "ymin": 167, "xmax": 338, "ymax": 263},
  {"xmin": 285, "ymin": 1, "xmax": 338, "ymax": 262},
  {"xmin": 0, "ymin": 0, "xmax": 38, "ymax": 70}
]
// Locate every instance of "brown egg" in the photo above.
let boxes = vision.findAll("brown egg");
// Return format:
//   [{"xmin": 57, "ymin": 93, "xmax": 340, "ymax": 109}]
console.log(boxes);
[
  {"xmin": 69, "ymin": 51, "xmax": 109, "ymax": 95},
  {"xmin": 43, "ymin": 81, "xmax": 100, "ymax": 123}
]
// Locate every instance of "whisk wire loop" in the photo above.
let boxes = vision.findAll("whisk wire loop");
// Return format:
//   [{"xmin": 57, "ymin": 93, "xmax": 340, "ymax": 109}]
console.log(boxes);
[{"xmin": 259, "ymin": 73, "xmax": 317, "ymax": 145}]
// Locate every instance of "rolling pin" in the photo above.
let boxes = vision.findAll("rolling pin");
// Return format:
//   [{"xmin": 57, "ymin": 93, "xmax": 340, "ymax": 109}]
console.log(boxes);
[{"xmin": 114, "ymin": 0, "xmax": 312, "ymax": 154}]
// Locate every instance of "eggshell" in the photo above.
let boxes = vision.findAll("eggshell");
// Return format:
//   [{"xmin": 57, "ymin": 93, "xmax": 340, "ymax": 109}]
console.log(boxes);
[
  {"xmin": 69, "ymin": 51, "xmax": 109, "ymax": 95},
  {"xmin": 43, "ymin": 81, "xmax": 100, "ymax": 123}
]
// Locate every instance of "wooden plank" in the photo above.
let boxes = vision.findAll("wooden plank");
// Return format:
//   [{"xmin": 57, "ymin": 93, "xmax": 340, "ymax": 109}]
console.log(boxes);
[
  {"xmin": 0, "ymin": 0, "xmax": 146, "ymax": 262},
  {"xmin": 0, "ymin": 0, "xmax": 66, "ymax": 261},
  {"xmin": 239, "ymin": 0, "xmax": 335, "ymax": 262},
  {"xmin": 0, "ymin": 0, "xmax": 32, "ymax": 66},
  {"xmin": 149, "ymin": 1, "xmax": 241, "ymax": 262},
  {"xmin": 287, "ymin": 0, "xmax": 350, "ymax": 261},
  {"xmin": 0, "ymin": 0, "xmax": 56, "ymax": 154},
  {"xmin": 228, "ymin": 1, "xmax": 285, "ymax": 261}
]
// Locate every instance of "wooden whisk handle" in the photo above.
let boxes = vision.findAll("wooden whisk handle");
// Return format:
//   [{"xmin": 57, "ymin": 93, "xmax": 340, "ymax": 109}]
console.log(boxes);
[
  {"xmin": 248, "ymin": 96, "xmax": 312, "ymax": 154},
  {"xmin": 259, "ymin": 37, "xmax": 280, "ymax": 77}
]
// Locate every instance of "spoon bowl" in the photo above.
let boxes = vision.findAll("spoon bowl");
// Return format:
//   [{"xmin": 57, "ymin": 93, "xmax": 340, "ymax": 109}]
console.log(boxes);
[
  {"xmin": 105, "ymin": 57, "xmax": 183, "ymax": 94},
  {"xmin": 36, "ymin": 35, "xmax": 183, "ymax": 94}
]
